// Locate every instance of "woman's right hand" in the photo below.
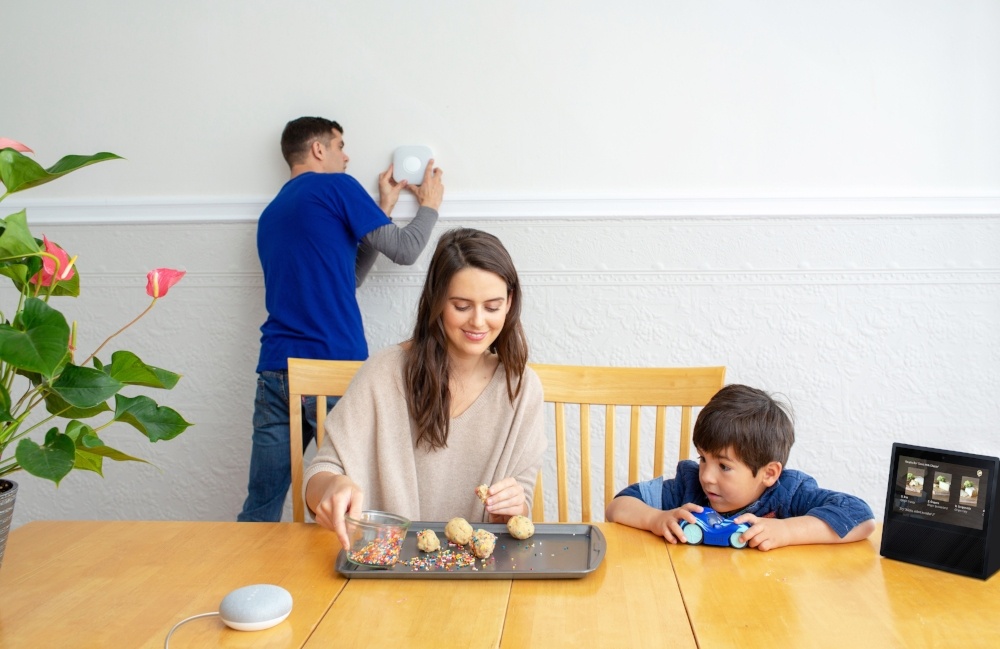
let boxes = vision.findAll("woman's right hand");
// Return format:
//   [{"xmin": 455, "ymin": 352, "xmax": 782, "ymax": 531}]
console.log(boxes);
[{"xmin": 307, "ymin": 473, "xmax": 365, "ymax": 549}]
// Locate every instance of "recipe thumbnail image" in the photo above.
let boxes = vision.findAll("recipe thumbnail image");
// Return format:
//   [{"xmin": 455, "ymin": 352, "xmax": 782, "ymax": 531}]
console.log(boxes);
[
  {"xmin": 959, "ymin": 476, "xmax": 981, "ymax": 506},
  {"xmin": 903, "ymin": 467, "xmax": 926, "ymax": 496},
  {"xmin": 932, "ymin": 472, "xmax": 952, "ymax": 502}
]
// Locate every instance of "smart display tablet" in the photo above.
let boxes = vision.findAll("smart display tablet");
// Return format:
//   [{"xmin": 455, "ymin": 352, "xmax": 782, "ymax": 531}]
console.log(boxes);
[{"xmin": 881, "ymin": 443, "xmax": 999, "ymax": 579}]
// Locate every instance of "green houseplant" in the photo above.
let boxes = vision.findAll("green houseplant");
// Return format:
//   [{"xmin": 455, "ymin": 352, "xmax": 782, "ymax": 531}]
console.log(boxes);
[{"xmin": 0, "ymin": 137, "xmax": 192, "ymax": 567}]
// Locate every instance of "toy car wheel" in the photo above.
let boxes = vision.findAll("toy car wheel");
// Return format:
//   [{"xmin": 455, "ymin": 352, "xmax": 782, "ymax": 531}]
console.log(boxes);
[
  {"xmin": 682, "ymin": 524, "xmax": 704, "ymax": 545},
  {"xmin": 729, "ymin": 531, "xmax": 747, "ymax": 549}
]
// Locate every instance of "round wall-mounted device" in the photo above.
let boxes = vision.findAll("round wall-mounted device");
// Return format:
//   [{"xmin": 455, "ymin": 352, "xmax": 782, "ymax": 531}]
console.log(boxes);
[{"xmin": 393, "ymin": 145, "xmax": 433, "ymax": 185}]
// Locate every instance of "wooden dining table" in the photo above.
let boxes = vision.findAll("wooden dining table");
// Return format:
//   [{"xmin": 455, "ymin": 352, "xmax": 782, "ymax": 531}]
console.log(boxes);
[
  {"xmin": 667, "ymin": 525, "xmax": 1000, "ymax": 649},
  {"xmin": 3, "ymin": 520, "xmax": 998, "ymax": 648},
  {"xmin": 0, "ymin": 519, "xmax": 692, "ymax": 648}
]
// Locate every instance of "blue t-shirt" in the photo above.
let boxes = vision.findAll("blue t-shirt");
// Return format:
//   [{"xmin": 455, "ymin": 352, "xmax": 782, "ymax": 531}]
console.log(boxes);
[
  {"xmin": 615, "ymin": 460, "xmax": 874, "ymax": 538},
  {"xmin": 256, "ymin": 172, "xmax": 391, "ymax": 372}
]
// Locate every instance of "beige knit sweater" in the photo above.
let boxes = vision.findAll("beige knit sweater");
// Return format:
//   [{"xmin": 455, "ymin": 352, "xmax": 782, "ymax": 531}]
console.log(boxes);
[{"xmin": 303, "ymin": 345, "xmax": 547, "ymax": 522}]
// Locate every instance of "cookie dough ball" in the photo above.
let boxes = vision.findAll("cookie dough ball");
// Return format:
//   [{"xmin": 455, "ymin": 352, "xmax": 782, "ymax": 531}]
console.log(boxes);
[
  {"xmin": 471, "ymin": 529, "xmax": 497, "ymax": 559},
  {"xmin": 506, "ymin": 515, "xmax": 535, "ymax": 540},
  {"xmin": 475, "ymin": 484, "xmax": 490, "ymax": 503},
  {"xmin": 416, "ymin": 529, "xmax": 441, "ymax": 553},
  {"xmin": 444, "ymin": 517, "xmax": 474, "ymax": 545}
]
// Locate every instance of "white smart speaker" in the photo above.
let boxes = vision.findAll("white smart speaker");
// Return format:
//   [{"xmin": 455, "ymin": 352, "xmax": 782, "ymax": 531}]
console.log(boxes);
[{"xmin": 393, "ymin": 145, "xmax": 433, "ymax": 185}]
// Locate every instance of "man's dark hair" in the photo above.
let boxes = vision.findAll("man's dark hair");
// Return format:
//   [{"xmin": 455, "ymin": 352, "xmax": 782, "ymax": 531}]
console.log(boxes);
[
  {"xmin": 280, "ymin": 116, "xmax": 343, "ymax": 167},
  {"xmin": 692, "ymin": 384, "xmax": 794, "ymax": 475}
]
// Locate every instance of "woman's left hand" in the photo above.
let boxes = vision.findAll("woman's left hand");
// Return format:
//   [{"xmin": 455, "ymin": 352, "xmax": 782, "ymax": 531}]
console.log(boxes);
[{"xmin": 482, "ymin": 477, "xmax": 526, "ymax": 522}]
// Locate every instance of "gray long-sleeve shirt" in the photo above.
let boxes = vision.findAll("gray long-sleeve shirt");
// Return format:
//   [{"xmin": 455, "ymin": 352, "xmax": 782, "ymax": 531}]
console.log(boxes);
[{"xmin": 355, "ymin": 205, "xmax": 438, "ymax": 286}]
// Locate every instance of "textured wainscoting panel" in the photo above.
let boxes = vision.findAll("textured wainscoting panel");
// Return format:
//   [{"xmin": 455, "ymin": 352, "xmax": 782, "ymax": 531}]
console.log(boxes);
[{"xmin": 4, "ymin": 209, "xmax": 998, "ymax": 528}]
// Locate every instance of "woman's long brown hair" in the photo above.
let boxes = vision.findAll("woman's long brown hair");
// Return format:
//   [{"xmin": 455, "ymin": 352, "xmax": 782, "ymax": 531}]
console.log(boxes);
[{"xmin": 404, "ymin": 228, "xmax": 528, "ymax": 450}]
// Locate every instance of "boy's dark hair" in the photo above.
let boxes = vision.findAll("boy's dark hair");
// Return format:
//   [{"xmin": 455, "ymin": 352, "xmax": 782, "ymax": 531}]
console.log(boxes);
[
  {"xmin": 280, "ymin": 116, "xmax": 343, "ymax": 167},
  {"xmin": 692, "ymin": 384, "xmax": 794, "ymax": 475}
]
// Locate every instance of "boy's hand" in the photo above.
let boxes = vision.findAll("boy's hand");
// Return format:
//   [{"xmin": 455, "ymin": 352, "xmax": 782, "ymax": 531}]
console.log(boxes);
[
  {"xmin": 733, "ymin": 513, "xmax": 871, "ymax": 549},
  {"xmin": 656, "ymin": 503, "xmax": 704, "ymax": 544},
  {"xmin": 605, "ymin": 497, "xmax": 703, "ymax": 542},
  {"xmin": 733, "ymin": 514, "xmax": 792, "ymax": 551}
]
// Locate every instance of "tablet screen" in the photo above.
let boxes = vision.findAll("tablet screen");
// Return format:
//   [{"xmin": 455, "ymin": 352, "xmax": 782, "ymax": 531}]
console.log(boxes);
[{"xmin": 890, "ymin": 452, "xmax": 989, "ymax": 531}]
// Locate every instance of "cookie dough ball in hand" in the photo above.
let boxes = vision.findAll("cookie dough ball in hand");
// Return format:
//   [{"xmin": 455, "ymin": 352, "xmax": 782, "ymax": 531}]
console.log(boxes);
[
  {"xmin": 506, "ymin": 515, "xmax": 535, "ymax": 540},
  {"xmin": 471, "ymin": 529, "xmax": 497, "ymax": 559},
  {"xmin": 416, "ymin": 529, "xmax": 441, "ymax": 553},
  {"xmin": 444, "ymin": 517, "xmax": 474, "ymax": 545},
  {"xmin": 475, "ymin": 484, "xmax": 489, "ymax": 503}
]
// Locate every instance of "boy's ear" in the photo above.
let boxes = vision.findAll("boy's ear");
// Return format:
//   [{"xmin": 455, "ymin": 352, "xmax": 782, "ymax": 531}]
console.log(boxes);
[{"xmin": 761, "ymin": 461, "xmax": 783, "ymax": 487}]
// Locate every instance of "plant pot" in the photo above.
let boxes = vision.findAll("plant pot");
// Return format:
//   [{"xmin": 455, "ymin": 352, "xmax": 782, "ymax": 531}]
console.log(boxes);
[{"xmin": 0, "ymin": 479, "xmax": 17, "ymax": 572}]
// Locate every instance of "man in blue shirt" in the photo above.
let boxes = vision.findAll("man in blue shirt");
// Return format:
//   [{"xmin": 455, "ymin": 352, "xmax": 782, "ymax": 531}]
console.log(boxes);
[{"xmin": 239, "ymin": 116, "xmax": 443, "ymax": 522}]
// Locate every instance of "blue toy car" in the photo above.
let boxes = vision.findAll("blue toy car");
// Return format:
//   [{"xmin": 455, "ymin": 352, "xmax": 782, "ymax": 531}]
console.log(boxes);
[{"xmin": 679, "ymin": 507, "xmax": 750, "ymax": 549}]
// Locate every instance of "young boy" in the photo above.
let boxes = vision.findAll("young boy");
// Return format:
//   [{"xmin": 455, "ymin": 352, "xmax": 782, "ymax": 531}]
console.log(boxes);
[{"xmin": 605, "ymin": 384, "xmax": 875, "ymax": 551}]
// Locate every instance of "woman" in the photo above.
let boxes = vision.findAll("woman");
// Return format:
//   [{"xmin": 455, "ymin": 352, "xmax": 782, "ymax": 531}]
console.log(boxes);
[{"xmin": 304, "ymin": 228, "xmax": 546, "ymax": 548}]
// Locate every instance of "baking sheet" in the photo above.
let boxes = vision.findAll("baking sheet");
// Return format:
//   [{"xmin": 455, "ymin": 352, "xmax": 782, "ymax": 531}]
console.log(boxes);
[{"xmin": 335, "ymin": 522, "xmax": 606, "ymax": 579}]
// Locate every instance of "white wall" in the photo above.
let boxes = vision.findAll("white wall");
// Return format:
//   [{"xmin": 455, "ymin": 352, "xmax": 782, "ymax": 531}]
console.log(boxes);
[{"xmin": 3, "ymin": 2, "xmax": 998, "ymax": 528}]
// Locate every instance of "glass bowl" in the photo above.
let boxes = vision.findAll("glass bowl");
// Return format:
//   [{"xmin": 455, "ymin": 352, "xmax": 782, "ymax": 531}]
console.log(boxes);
[{"xmin": 344, "ymin": 510, "xmax": 411, "ymax": 568}]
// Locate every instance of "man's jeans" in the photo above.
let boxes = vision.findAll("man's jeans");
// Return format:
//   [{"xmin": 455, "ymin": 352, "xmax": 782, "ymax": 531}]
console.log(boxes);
[{"xmin": 238, "ymin": 370, "xmax": 339, "ymax": 522}]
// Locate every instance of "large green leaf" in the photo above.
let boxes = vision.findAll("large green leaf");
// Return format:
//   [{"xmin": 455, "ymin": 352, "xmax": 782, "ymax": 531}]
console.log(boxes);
[
  {"xmin": 50, "ymin": 363, "xmax": 123, "ymax": 408},
  {"xmin": 72, "ymin": 445, "xmax": 104, "ymax": 474},
  {"xmin": 78, "ymin": 441, "xmax": 149, "ymax": 474},
  {"xmin": 43, "ymin": 388, "xmax": 112, "ymax": 419},
  {"xmin": 114, "ymin": 394, "xmax": 192, "ymax": 442},
  {"xmin": 0, "ymin": 148, "xmax": 123, "ymax": 195},
  {"xmin": 106, "ymin": 350, "xmax": 180, "ymax": 389},
  {"xmin": 64, "ymin": 421, "xmax": 148, "ymax": 475},
  {"xmin": 0, "ymin": 255, "xmax": 41, "ymax": 292},
  {"xmin": 65, "ymin": 420, "xmax": 101, "ymax": 473},
  {"xmin": 0, "ymin": 297, "xmax": 70, "ymax": 378},
  {"xmin": 0, "ymin": 212, "xmax": 81, "ymax": 296},
  {"xmin": 15, "ymin": 427, "xmax": 75, "ymax": 484},
  {"xmin": 0, "ymin": 209, "xmax": 41, "ymax": 258},
  {"xmin": 0, "ymin": 209, "xmax": 76, "ymax": 295}
]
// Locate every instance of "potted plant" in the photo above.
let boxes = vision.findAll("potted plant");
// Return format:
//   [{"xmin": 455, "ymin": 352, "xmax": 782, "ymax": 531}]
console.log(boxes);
[{"xmin": 0, "ymin": 138, "xmax": 192, "ymax": 570}]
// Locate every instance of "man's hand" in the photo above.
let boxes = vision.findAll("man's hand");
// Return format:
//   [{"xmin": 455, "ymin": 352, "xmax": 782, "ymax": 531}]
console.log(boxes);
[
  {"xmin": 406, "ymin": 159, "xmax": 444, "ymax": 210},
  {"xmin": 377, "ymin": 164, "xmax": 408, "ymax": 216}
]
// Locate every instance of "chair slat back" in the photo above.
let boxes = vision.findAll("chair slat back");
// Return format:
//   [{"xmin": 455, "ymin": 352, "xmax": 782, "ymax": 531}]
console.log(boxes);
[
  {"xmin": 529, "ymin": 364, "xmax": 726, "ymax": 522},
  {"xmin": 288, "ymin": 358, "xmax": 363, "ymax": 523}
]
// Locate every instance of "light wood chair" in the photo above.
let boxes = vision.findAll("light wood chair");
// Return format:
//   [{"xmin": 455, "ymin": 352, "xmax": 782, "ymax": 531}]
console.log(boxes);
[
  {"xmin": 288, "ymin": 357, "xmax": 363, "ymax": 523},
  {"xmin": 528, "ymin": 364, "xmax": 726, "ymax": 523}
]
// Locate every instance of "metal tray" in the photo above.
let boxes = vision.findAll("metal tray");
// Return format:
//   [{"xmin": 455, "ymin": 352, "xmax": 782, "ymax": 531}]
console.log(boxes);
[{"xmin": 335, "ymin": 522, "xmax": 606, "ymax": 579}]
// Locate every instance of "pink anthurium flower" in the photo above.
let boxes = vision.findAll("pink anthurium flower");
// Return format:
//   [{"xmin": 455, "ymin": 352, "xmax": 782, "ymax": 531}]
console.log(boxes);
[
  {"xmin": 31, "ymin": 236, "xmax": 76, "ymax": 286},
  {"xmin": 146, "ymin": 268, "xmax": 186, "ymax": 298},
  {"xmin": 0, "ymin": 137, "xmax": 33, "ymax": 153}
]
